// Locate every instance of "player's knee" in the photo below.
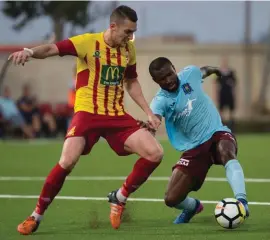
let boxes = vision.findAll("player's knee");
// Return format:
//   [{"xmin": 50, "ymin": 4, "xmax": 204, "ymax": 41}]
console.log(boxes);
[
  {"xmin": 144, "ymin": 145, "xmax": 164, "ymax": 162},
  {"xmin": 59, "ymin": 157, "xmax": 77, "ymax": 171},
  {"xmin": 59, "ymin": 152, "xmax": 80, "ymax": 171},
  {"xmin": 164, "ymin": 193, "xmax": 185, "ymax": 208},
  {"xmin": 218, "ymin": 142, "xmax": 236, "ymax": 165},
  {"xmin": 219, "ymin": 148, "xmax": 236, "ymax": 165},
  {"xmin": 59, "ymin": 137, "xmax": 85, "ymax": 170}
]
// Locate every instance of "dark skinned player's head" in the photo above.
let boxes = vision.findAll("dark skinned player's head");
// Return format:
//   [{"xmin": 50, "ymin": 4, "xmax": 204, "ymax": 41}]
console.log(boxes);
[{"xmin": 149, "ymin": 57, "xmax": 179, "ymax": 92}]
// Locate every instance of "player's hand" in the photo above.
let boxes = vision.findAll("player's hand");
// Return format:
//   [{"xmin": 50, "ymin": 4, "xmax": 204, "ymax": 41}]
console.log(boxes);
[
  {"xmin": 147, "ymin": 113, "xmax": 161, "ymax": 131},
  {"xmin": 137, "ymin": 119, "xmax": 150, "ymax": 129},
  {"xmin": 137, "ymin": 119, "xmax": 157, "ymax": 135},
  {"xmin": 8, "ymin": 49, "xmax": 32, "ymax": 66}
]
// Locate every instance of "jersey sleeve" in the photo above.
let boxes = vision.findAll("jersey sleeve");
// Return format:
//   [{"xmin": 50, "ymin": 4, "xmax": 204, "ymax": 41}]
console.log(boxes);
[
  {"xmin": 180, "ymin": 65, "xmax": 203, "ymax": 85},
  {"xmin": 55, "ymin": 33, "xmax": 91, "ymax": 59},
  {"xmin": 150, "ymin": 95, "xmax": 166, "ymax": 117},
  {"xmin": 124, "ymin": 41, "xmax": 138, "ymax": 79},
  {"xmin": 187, "ymin": 65, "xmax": 202, "ymax": 80}
]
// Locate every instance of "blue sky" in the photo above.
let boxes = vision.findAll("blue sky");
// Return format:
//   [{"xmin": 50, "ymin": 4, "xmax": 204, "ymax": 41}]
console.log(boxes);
[{"xmin": 0, "ymin": 1, "xmax": 270, "ymax": 44}]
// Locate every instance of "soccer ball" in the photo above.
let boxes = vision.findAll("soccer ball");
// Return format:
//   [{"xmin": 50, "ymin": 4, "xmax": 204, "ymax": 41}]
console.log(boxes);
[{"xmin": 214, "ymin": 198, "xmax": 246, "ymax": 229}]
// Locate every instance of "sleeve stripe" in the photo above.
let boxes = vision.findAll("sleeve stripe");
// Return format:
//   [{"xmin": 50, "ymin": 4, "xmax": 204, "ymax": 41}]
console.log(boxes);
[
  {"xmin": 55, "ymin": 39, "xmax": 77, "ymax": 57},
  {"xmin": 125, "ymin": 64, "xmax": 138, "ymax": 79}
]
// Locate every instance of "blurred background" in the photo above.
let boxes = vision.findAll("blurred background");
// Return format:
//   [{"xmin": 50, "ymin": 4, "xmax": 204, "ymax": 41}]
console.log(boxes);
[
  {"xmin": 0, "ymin": 1, "xmax": 270, "ymax": 139},
  {"xmin": 1, "ymin": 2, "xmax": 270, "ymax": 239}
]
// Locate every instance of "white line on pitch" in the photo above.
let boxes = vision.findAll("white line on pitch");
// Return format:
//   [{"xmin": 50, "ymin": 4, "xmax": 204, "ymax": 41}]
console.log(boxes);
[
  {"xmin": 0, "ymin": 194, "xmax": 269, "ymax": 206},
  {"xmin": 0, "ymin": 176, "xmax": 269, "ymax": 183}
]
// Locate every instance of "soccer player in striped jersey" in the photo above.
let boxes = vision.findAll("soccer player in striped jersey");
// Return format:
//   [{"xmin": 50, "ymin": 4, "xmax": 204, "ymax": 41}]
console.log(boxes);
[{"xmin": 9, "ymin": 5, "xmax": 163, "ymax": 234}]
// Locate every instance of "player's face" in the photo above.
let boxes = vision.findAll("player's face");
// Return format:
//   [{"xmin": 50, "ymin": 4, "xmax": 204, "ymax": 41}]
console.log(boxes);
[
  {"xmin": 153, "ymin": 64, "xmax": 179, "ymax": 92},
  {"xmin": 110, "ymin": 19, "xmax": 137, "ymax": 47}
]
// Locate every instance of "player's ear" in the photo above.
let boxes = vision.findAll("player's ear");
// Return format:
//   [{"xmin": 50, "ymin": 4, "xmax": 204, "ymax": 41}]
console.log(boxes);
[{"xmin": 110, "ymin": 22, "xmax": 117, "ymax": 31}]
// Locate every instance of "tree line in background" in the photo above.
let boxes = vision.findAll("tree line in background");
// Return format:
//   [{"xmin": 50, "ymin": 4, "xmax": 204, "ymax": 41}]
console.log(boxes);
[{"xmin": 1, "ymin": 1, "xmax": 117, "ymax": 41}]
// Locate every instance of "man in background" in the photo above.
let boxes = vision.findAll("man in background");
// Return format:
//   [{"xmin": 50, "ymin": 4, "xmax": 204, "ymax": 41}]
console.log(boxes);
[
  {"xmin": 215, "ymin": 57, "xmax": 237, "ymax": 131},
  {"xmin": 0, "ymin": 86, "xmax": 34, "ymax": 138},
  {"xmin": 17, "ymin": 84, "xmax": 42, "ymax": 137}
]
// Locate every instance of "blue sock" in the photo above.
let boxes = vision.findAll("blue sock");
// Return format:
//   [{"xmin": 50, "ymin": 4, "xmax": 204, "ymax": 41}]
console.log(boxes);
[
  {"xmin": 225, "ymin": 159, "xmax": 247, "ymax": 201},
  {"xmin": 174, "ymin": 197, "xmax": 196, "ymax": 211}
]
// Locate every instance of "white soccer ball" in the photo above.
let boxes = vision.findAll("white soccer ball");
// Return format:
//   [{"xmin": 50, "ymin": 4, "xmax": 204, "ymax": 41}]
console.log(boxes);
[{"xmin": 214, "ymin": 198, "xmax": 246, "ymax": 229}]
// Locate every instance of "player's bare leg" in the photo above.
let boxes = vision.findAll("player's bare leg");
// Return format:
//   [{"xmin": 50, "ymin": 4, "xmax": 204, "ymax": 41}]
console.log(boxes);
[
  {"xmin": 164, "ymin": 168, "xmax": 204, "ymax": 224},
  {"xmin": 108, "ymin": 129, "xmax": 163, "ymax": 229},
  {"xmin": 217, "ymin": 138, "xmax": 249, "ymax": 217},
  {"xmin": 17, "ymin": 137, "xmax": 85, "ymax": 235}
]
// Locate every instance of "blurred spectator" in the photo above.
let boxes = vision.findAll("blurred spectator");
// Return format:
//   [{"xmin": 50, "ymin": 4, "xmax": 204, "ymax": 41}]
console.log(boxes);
[
  {"xmin": 17, "ymin": 83, "xmax": 42, "ymax": 137},
  {"xmin": 215, "ymin": 56, "xmax": 237, "ymax": 131},
  {"xmin": 34, "ymin": 97, "xmax": 57, "ymax": 138},
  {"xmin": 17, "ymin": 84, "xmax": 57, "ymax": 138},
  {"xmin": 0, "ymin": 86, "xmax": 34, "ymax": 138}
]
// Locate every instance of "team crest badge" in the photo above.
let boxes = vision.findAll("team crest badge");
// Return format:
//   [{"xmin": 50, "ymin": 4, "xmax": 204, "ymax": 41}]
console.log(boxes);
[
  {"xmin": 182, "ymin": 83, "xmax": 193, "ymax": 95},
  {"xmin": 93, "ymin": 50, "xmax": 101, "ymax": 58}
]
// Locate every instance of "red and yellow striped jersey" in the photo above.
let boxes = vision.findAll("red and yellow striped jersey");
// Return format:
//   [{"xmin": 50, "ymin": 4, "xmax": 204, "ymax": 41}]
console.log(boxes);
[{"xmin": 56, "ymin": 32, "xmax": 137, "ymax": 116}]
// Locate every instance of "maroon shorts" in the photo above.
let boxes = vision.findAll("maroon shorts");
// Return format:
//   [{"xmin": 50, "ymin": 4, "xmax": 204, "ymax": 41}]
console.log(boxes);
[
  {"xmin": 173, "ymin": 131, "xmax": 237, "ymax": 191},
  {"xmin": 65, "ymin": 111, "xmax": 140, "ymax": 156}
]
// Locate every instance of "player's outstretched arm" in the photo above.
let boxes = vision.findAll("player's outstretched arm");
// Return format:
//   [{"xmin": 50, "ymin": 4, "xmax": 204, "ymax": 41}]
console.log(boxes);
[
  {"xmin": 124, "ymin": 78, "xmax": 161, "ymax": 130},
  {"xmin": 29, "ymin": 44, "xmax": 59, "ymax": 59},
  {"xmin": 8, "ymin": 44, "xmax": 59, "ymax": 66},
  {"xmin": 200, "ymin": 66, "xmax": 222, "ymax": 79}
]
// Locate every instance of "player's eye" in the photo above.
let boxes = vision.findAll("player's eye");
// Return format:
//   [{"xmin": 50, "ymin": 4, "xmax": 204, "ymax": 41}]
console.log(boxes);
[{"xmin": 125, "ymin": 29, "xmax": 136, "ymax": 34}]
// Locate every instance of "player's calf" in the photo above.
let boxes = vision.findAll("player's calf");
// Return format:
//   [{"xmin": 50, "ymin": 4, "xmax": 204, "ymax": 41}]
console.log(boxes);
[
  {"xmin": 17, "ymin": 137, "xmax": 85, "ymax": 235},
  {"xmin": 217, "ymin": 138, "xmax": 249, "ymax": 217}
]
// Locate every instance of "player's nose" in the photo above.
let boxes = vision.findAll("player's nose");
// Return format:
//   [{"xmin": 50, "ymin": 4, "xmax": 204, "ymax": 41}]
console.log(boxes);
[{"xmin": 128, "ymin": 34, "xmax": 133, "ymax": 40}]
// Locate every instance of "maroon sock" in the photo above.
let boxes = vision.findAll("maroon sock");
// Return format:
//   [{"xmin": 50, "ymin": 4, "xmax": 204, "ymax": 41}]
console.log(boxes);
[
  {"xmin": 120, "ymin": 158, "xmax": 161, "ymax": 197},
  {"xmin": 35, "ymin": 164, "xmax": 70, "ymax": 215}
]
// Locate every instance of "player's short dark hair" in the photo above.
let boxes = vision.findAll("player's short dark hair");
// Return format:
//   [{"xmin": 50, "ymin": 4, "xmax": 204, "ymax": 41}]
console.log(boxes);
[
  {"xmin": 110, "ymin": 5, "xmax": 138, "ymax": 23},
  {"xmin": 149, "ymin": 57, "xmax": 173, "ymax": 78}
]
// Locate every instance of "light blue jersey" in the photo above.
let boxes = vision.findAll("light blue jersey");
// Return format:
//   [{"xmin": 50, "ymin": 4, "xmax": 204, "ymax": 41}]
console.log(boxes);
[
  {"xmin": 0, "ymin": 97, "xmax": 20, "ymax": 119},
  {"xmin": 150, "ymin": 65, "xmax": 230, "ymax": 152}
]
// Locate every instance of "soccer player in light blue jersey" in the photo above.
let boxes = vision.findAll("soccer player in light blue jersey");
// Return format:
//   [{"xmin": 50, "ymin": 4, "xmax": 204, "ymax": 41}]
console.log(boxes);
[{"xmin": 140, "ymin": 57, "xmax": 249, "ymax": 224}]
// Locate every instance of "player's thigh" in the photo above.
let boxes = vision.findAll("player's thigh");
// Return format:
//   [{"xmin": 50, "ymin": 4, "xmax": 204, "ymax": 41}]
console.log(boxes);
[
  {"xmin": 59, "ymin": 137, "xmax": 86, "ymax": 170},
  {"xmin": 213, "ymin": 132, "xmax": 237, "ymax": 166},
  {"xmin": 124, "ymin": 128, "xmax": 163, "ymax": 162},
  {"xmin": 165, "ymin": 168, "xmax": 195, "ymax": 207},
  {"xmin": 61, "ymin": 112, "xmax": 101, "ymax": 169},
  {"xmin": 104, "ymin": 114, "xmax": 163, "ymax": 161},
  {"xmin": 173, "ymin": 146, "xmax": 212, "ymax": 193}
]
